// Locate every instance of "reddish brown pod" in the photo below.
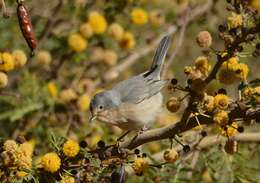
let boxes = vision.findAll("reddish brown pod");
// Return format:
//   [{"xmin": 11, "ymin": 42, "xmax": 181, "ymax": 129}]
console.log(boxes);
[{"xmin": 17, "ymin": 0, "xmax": 36, "ymax": 56}]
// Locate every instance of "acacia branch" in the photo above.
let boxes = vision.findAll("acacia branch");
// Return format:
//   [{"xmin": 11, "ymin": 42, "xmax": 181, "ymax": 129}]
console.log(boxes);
[{"xmin": 120, "ymin": 106, "xmax": 259, "ymax": 150}]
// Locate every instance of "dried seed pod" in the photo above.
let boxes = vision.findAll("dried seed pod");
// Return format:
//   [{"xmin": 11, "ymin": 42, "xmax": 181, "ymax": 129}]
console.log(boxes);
[
  {"xmin": 224, "ymin": 140, "xmax": 238, "ymax": 154},
  {"xmin": 17, "ymin": 0, "xmax": 36, "ymax": 56}
]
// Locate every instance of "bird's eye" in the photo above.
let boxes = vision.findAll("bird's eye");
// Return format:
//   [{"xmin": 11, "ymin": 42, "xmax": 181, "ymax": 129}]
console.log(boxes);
[{"xmin": 99, "ymin": 105, "xmax": 104, "ymax": 110}]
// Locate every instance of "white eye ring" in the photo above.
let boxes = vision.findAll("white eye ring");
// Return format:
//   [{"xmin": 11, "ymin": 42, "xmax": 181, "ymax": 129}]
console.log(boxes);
[{"xmin": 99, "ymin": 105, "xmax": 104, "ymax": 110}]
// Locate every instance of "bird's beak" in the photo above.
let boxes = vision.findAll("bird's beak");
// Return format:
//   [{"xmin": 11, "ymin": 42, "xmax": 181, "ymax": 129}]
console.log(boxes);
[{"xmin": 89, "ymin": 114, "xmax": 97, "ymax": 123}]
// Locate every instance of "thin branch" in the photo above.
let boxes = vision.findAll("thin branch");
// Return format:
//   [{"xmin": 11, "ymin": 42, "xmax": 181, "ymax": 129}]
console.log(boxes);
[{"xmin": 120, "ymin": 106, "xmax": 259, "ymax": 150}]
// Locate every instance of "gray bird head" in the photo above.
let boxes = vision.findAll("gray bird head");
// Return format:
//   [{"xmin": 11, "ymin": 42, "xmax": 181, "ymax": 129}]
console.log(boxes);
[{"xmin": 89, "ymin": 90, "xmax": 121, "ymax": 122}]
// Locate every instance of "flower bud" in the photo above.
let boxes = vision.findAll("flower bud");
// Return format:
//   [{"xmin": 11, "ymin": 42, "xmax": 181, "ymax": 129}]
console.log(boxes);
[{"xmin": 196, "ymin": 31, "xmax": 212, "ymax": 48}]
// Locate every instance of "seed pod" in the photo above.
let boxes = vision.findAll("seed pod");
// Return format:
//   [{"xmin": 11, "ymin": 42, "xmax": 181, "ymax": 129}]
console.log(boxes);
[
  {"xmin": 17, "ymin": 0, "xmax": 36, "ymax": 56},
  {"xmin": 224, "ymin": 140, "xmax": 238, "ymax": 154}
]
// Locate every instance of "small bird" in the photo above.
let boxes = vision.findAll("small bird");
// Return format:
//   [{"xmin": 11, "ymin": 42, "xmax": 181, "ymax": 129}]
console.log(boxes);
[{"xmin": 90, "ymin": 35, "xmax": 171, "ymax": 133}]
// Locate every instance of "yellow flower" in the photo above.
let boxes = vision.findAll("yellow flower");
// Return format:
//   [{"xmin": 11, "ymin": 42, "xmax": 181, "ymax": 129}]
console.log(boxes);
[
  {"xmin": 19, "ymin": 141, "xmax": 34, "ymax": 157},
  {"xmin": 108, "ymin": 23, "xmax": 124, "ymax": 41},
  {"xmin": 88, "ymin": 11, "xmax": 107, "ymax": 34},
  {"xmin": 132, "ymin": 158, "xmax": 148, "ymax": 175},
  {"xmin": 131, "ymin": 8, "xmax": 148, "ymax": 25},
  {"xmin": 63, "ymin": 139, "xmax": 80, "ymax": 157},
  {"xmin": 242, "ymin": 87, "xmax": 254, "ymax": 99},
  {"xmin": 148, "ymin": 142, "xmax": 161, "ymax": 154},
  {"xmin": 60, "ymin": 175, "xmax": 75, "ymax": 183},
  {"xmin": 250, "ymin": 0, "xmax": 260, "ymax": 12},
  {"xmin": 214, "ymin": 94, "xmax": 230, "ymax": 110},
  {"xmin": 12, "ymin": 50, "xmax": 27, "ymax": 68},
  {"xmin": 41, "ymin": 152, "xmax": 61, "ymax": 172},
  {"xmin": 3, "ymin": 140, "xmax": 18, "ymax": 153},
  {"xmin": 120, "ymin": 32, "xmax": 135, "ymax": 50},
  {"xmin": 163, "ymin": 149, "xmax": 179, "ymax": 163},
  {"xmin": 213, "ymin": 110, "xmax": 229, "ymax": 125},
  {"xmin": 17, "ymin": 171, "xmax": 28, "ymax": 178},
  {"xmin": 254, "ymin": 86, "xmax": 260, "ymax": 103},
  {"xmin": 196, "ymin": 31, "xmax": 212, "ymax": 48},
  {"xmin": 219, "ymin": 122, "xmax": 238, "ymax": 137},
  {"xmin": 80, "ymin": 23, "xmax": 93, "ymax": 38},
  {"xmin": 0, "ymin": 72, "xmax": 8, "ymax": 88},
  {"xmin": 48, "ymin": 82, "xmax": 58, "ymax": 98},
  {"xmin": 228, "ymin": 12, "xmax": 243, "ymax": 28},
  {"xmin": 194, "ymin": 56, "xmax": 211, "ymax": 76},
  {"xmin": 0, "ymin": 52, "xmax": 15, "ymax": 72},
  {"xmin": 203, "ymin": 95, "xmax": 214, "ymax": 112},
  {"xmin": 149, "ymin": 10, "xmax": 165, "ymax": 27},
  {"xmin": 218, "ymin": 57, "xmax": 239, "ymax": 85},
  {"xmin": 59, "ymin": 89, "xmax": 77, "ymax": 103},
  {"xmin": 88, "ymin": 134, "xmax": 102, "ymax": 148},
  {"xmin": 68, "ymin": 33, "xmax": 87, "ymax": 52},
  {"xmin": 103, "ymin": 50, "xmax": 118, "ymax": 66},
  {"xmin": 35, "ymin": 50, "xmax": 52, "ymax": 66},
  {"xmin": 77, "ymin": 94, "xmax": 91, "ymax": 111},
  {"xmin": 234, "ymin": 63, "xmax": 249, "ymax": 81}
]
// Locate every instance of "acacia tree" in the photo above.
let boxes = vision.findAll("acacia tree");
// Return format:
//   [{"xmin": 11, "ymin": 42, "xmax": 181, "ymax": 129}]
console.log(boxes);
[{"xmin": 0, "ymin": 0, "xmax": 259, "ymax": 182}]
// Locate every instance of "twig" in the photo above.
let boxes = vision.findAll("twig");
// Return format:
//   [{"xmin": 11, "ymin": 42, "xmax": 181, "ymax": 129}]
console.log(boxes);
[
  {"xmin": 1, "ymin": 0, "xmax": 10, "ymax": 18},
  {"xmin": 37, "ymin": 0, "xmax": 64, "ymax": 48},
  {"xmin": 120, "ymin": 106, "xmax": 259, "ymax": 149}
]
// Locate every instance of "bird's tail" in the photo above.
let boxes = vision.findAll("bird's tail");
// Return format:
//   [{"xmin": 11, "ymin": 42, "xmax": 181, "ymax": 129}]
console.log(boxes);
[{"xmin": 149, "ymin": 35, "xmax": 171, "ymax": 79}]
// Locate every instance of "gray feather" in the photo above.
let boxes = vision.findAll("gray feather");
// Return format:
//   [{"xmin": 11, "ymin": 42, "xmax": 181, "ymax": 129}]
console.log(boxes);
[{"xmin": 149, "ymin": 35, "xmax": 171, "ymax": 79}]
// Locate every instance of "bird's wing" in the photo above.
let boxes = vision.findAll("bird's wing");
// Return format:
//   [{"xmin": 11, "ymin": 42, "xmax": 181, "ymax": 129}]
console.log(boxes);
[{"xmin": 113, "ymin": 73, "xmax": 168, "ymax": 104}]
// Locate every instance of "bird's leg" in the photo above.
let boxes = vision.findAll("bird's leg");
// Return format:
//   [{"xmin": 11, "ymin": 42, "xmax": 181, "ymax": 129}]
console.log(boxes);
[
  {"xmin": 138, "ymin": 126, "xmax": 149, "ymax": 135},
  {"xmin": 116, "ymin": 130, "xmax": 131, "ymax": 143}
]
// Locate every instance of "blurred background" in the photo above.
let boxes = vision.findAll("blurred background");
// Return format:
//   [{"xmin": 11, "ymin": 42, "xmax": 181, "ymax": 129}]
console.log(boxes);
[{"xmin": 0, "ymin": 0, "xmax": 259, "ymax": 182}]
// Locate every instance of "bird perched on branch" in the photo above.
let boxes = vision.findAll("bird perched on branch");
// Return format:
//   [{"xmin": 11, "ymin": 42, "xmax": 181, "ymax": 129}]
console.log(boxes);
[{"xmin": 89, "ymin": 35, "xmax": 171, "ymax": 134}]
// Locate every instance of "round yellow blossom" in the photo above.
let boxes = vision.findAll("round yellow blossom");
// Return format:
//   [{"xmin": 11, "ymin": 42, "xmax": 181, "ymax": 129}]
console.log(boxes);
[
  {"xmin": 0, "ymin": 72, "xmax": 8, "ymax": 88},
  {"xmin": 234, "ymin": 63, "xmax": 249, "ymax": 81},
  {"xmin": 63, "ymin": 139, "xmax": 80, "ymax": 157},
  {"xmin": 218, "ymin": 67, "xmax": 238, "ymax": 85},
  {"xmin": 12, "ymin": 50, "xmax": 27, "ymax": 68},
  {"xmin": 149, "ymin": 10, "xmax": 165, "ymax": 27},
  {"xmin": 108, "ymin": 23, "xmax": 124, "ymax": 41},
  {"xmin": 17, "ymin": 171, "xmax": 28, "ymax": 178},
  {"xmin": 80, "ymin": 23, "xmax": 93, "ymax": 38},
  {"xmin": 3, "ymin": 140, "xmax": 18, "ymax": 153},
  {"xmin": 88, "ymin": 134, "xmax": 102, "ymax": 148},
  {"xmin": 77, "ymin": 94, "xmax": 91, "ymax": 111},
  {"xmin": 131, "ymin": 8, "xmax": 148, "ymax": 25},
  {"xmin": 120, "ymin": 32, "xmax": 135, "ymax": 50},
  {"xmin": 242, "ymin": 87, "xmax": 254, "ymax": 99},
  {"xmin": 213, "ymin": 110, "xmax": 229, "ymax": 125},
  {"xmin": 196, "ymin": 31, "xmax": 212, "ymax": 48},
  {"xmin": 250, "ymin": 0, "xmax": 260, "ymax": 12},
  {"xmin": 0, "ymin": 52, "xmax": 15, "ymax": 72},
  {"xmin": 88, "ymin": 11, "xmax": 107, "ymax": 34},
  {"xmin": 103, "ymin": 50, "xmax": 118, "ymax": 66},
  {"xmin": 228, "ymin": 12, "xmax": 243, "ymax": 28},
  {"xmin": 132, "ymin": 157, "xmax": 148, "ymax": 175},
  {"xmin": 219, "ymin": 122, "xmax": 238, "ymax": 137},
  {"xmin": 203, "ymin": 95, "xmax": 214, "ymax": 112},
  {"xmin": 148, "ymin": 142, "xmax": 161, "ymax": 154},
  {"xmin": 19, "ymin": 141, "xmax": 34, "ymax": 157},
  {"xmin": 254, "ymin": 86, "xmax": 260, "ymax": 103},
  {"xmin": 48, "ymin": 82, "xmax": 58, "ymax": 98},
  {"xmin": 166, "ymin": 97, "xmax": 181, "ymax": 113},
  {"xmin": 214, "ymin": 94, "xmax": 230, "ymax": 110},
  {"xmin": 60, "ymin": 175, "xmax": 75, "ymax": 183},
  {"xmin": 41, "ymin": 152, "xmax": 61, "ymax": 172},
  {"xmin": 163, "ymin": 149, "xmax": 178, "ymax": 163},
  {"xmin": 90, "ymin": 47, "xmax": 105, "ymax": 62},
  {"xmin": 194, "ymin": 56, "xmax": 211, "ymax": 76},
  {"xmin": 68, "ymin": 33, "xmax": 87, "ymax": 53},
  {"xmin": 35, "ymin": 50, "xmax": 52, "ymax": 66},
  {"xmin": 59, "ymin": 89, "xmax": 77, "ymax": 103}
]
